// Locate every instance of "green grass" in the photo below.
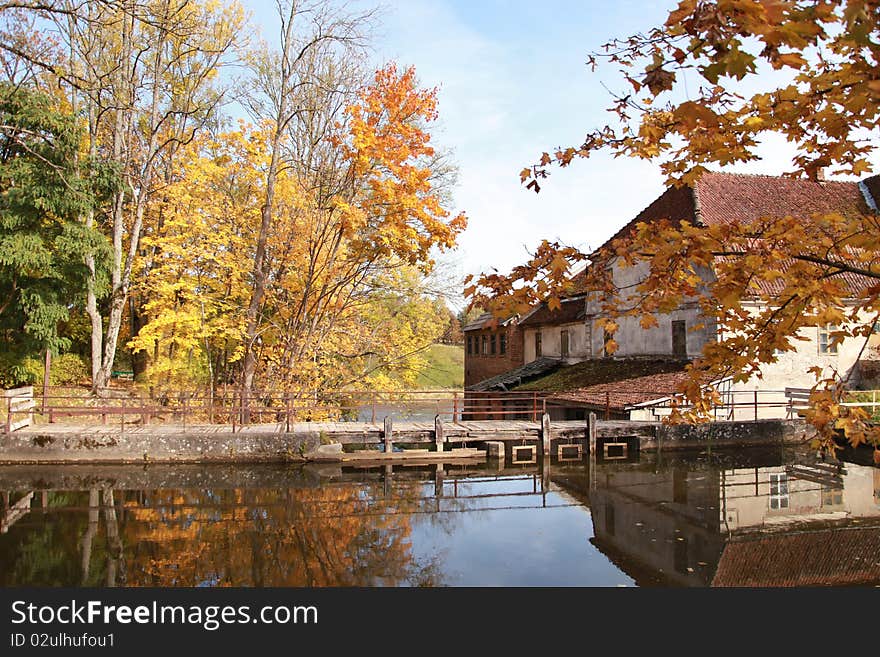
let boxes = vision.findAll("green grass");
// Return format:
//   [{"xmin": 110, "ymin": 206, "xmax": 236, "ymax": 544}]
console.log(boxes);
[{"xmin": 414, "ymin": 344, "xmax": 464, "ymax": 390}]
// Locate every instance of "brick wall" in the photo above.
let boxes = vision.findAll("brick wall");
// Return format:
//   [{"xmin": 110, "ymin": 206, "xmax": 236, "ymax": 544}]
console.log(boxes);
[{"xmin": 464, "ymin": 323, "xmax": 524, "ymax": 388}]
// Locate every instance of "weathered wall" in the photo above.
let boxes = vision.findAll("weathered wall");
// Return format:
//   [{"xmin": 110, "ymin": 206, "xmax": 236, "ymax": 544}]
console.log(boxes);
[
  {"xmin": 595, "ymin": 418, "xmax": 813, "ymax": 450},
  {"xmin": 522, "ymin": 321, "xmax": 589, "ymax": 363}
]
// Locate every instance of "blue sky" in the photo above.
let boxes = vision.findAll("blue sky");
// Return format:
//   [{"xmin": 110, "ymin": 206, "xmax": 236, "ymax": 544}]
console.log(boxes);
[{"xmin": 240, "ymin": 1, "xmax": 878, "ymax": 306}]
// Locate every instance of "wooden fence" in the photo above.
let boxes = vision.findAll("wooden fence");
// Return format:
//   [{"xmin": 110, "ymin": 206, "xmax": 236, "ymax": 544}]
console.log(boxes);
[{"xmin": 3, "ymin": 386, "xmax": 35, "ymax": 432}]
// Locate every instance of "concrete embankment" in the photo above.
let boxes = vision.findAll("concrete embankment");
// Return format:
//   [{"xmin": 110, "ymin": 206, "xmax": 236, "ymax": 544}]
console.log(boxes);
[
  {"xmin": 0, "ymin": 425, "xmax": 323, "ymax": 464},
  {"xmin": 0, "ymin": 417, "xmax": 813, "ymax": 464}
]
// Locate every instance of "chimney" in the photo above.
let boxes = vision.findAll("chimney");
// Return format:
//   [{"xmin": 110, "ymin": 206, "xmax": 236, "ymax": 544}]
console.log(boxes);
[{"xmin": 815, "ymin": 167, "xmax": 826, "ymax": 182}]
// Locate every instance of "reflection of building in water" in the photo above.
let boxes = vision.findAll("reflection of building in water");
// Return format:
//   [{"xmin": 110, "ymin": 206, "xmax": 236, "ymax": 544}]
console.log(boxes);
[{"xmin": 587, "ymin": 451, "xmax": 880, "ymax": 587}]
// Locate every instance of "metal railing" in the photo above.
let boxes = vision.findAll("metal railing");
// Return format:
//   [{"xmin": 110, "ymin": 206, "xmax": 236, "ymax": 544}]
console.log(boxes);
[
  {"xmin": 16, "ymin": 385, "xmax": 880, "ymax": 432},
  {"xmin": 27, "ymin": 387, "xmax": 558, "ymax": 430}
]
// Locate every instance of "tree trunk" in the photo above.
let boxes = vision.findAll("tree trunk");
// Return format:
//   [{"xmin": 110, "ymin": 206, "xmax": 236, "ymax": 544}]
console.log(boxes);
[{"xmin": 242, "ymin": 3, "xmax": 298, "ymax": 411}]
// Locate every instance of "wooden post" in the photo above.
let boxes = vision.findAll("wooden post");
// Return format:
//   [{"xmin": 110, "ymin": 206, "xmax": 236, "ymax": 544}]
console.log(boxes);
[
  {"xmin": 532, "ymin": 393, "xmax": 537, "ymax": 422},
  {"xmin": 542, "ymin": 453, "xmax": 551, "ymax": 507},
  {"xmin": 541, "ymin": 412, "xmax": 551, "ymax": 456},
  {"xmin": 371, "ymin": 392, "xmax": 376, "ymax": 424},
  {"xmin": 42, "ymin": 348, "xmax": 51, "ymax": 414},
  {"xmin": 384, "ymin": 416, "xmax": 393, "ymax": 453},
  {"xmin": 588, "ymin": 412, "xmax": 598, "ymax": 491},
  {"xmin": 285, "ymin": 392, "xmax": 291, "ymax": 433},
  {"xmin": 434, "ymin": 414, "xmax": 444, "ymax": 453},
  {"xmin": 384, "ymin": 464, "xmax": 393, "ymax": 498},
  {"xmin": 453, "ymin": 392, "xmax": 459, "ymax": 423},
  {"xmin": 435, "ymin": 464, "xmax": 444, "ymax": 501},
  {"xmin": 754, "ymin": 388, "xmax": 758, "ymax": 422}
]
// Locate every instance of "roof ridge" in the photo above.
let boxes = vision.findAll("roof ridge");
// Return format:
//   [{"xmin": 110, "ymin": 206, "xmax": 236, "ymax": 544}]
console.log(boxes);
[{"xmin": 694, "ymin": 169, "xmax": 858, "ymax": 185}]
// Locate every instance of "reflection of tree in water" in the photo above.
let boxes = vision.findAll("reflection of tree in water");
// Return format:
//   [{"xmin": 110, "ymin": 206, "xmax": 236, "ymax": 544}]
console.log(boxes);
[
  {"xmin": 0, "ymin": 469, "xmax": 497, "ymax": 587},
  {"xmin": 121, "ymin": 479, "xmax": 448, "ymax": 586},
  {"xmin": 0, "ymin": 490, "xmax": 125, "ymax": 587}
]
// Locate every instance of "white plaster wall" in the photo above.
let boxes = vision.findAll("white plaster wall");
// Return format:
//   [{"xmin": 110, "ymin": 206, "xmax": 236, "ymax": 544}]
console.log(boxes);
[
  {"xmin": 522, "ymin": 322, "xmax": 588, "ymax": 363},
  {"xmin": 726, "ymin": 305, "xmax": 880, "ymax": 419}
]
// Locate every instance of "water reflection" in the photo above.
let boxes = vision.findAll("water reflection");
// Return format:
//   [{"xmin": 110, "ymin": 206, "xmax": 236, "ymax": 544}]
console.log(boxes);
[
  {"xmin": 590, "ymin": 448, "xmax": 880, "ymax": 586},
  {"xmin": 0, "ymin": 446, "xmax": 878, "ymax": 587}
]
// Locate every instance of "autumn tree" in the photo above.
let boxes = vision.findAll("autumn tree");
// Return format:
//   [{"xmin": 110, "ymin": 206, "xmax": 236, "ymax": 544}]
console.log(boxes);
[
  {"xmin": 467, "ymin": 0, "xmax": 880, "ymax": 456},
  {"xmin": 40, "ymin": 0, "xmax": 245, "ymax": 392},
  {"xmin": 238, "ymin": 0, "xmax": 465, "ymax": 400}
]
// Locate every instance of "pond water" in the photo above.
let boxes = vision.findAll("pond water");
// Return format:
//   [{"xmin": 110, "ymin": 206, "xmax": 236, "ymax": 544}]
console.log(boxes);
[{"xmin": 1, "ymin": 445, "xmax": 878, "ymax": 586}]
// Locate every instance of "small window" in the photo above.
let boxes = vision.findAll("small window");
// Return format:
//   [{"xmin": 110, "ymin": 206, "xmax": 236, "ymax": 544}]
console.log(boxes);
[
  {"xmin": 500, "ymin": 333, "xmax": 507, "ymax": 355},
  {"xmin": 490, "ymin": 334, "xmax": 497, "ymax": 355},
  {"xmin": 818, "ymin": 324, "xmax": 838, "ymax": 354},
  {"xmin": 535, "ymin": 332, "xmax": 542, "ymax": 358},
  {"xmin": 769, "ymin": 472, "xmax": 789, "ymax": 510},
  {"xmin": 821, "ymin": 484, "xmax": 843, "ymax": 508},
  {"xmin": 482, "ymin": 335, "xmax": 488, "ymax": 355},
  {"xmin": 560, "ymin": 330, "xmax": 570, "ymax": 358},
  {"xmin": 466, "ymin": 335, "xmax": 472, "ymax": 355}
]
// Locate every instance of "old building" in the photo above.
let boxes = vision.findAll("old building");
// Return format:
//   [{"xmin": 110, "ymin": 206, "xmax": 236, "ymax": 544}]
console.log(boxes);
[{"xmin": 465, "ymin": 172, "xmax": 880, "ymax": 419}]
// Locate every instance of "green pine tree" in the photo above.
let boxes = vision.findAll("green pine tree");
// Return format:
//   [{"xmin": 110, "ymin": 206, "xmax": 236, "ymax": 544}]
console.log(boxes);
[{"xmin": 0, "ymin": 83, "xmax": 117, "ymax": 386}]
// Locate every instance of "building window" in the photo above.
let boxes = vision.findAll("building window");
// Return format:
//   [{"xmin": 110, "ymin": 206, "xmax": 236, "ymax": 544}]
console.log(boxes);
[
  {"xmin": 560, "ymin": 330, "xmax": 570, "ymax": 358},
  {"xmin": 535, "ymin": 332, "xmax": 542, "ymax": 358},
  {"xmin": 466, "ymin": 335, "xmax": 472, "ymax": 355},
  {"xmin": 482, "ymin": 334, "xmax": 488, "ymax": 355},
  {"xmin": 818, "ymin": 324, "xmax": 838, "ymax": 354},
  {"xmin": 500, "ymin": 333, "xmax": 507, "ymax": 355},
  {"xmin": 769, "ymin": 472, "xmax": 789, "ymax": 510},
  {"xmin": 672, "ymin": 320, "xmax": 687, "ymax": 357},
  {"xmin": 490, "ymin": 334, "xmax": 497, "ymax": 355}
]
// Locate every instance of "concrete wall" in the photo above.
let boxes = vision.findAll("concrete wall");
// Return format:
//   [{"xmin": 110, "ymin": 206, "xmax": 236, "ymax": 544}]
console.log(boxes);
[
  {"xmin": 634, "ymin": 418, "xmax": 813, "ymax": 450},
  {"xmin": 0, "ymin": 428, "xmax": 326, "ymax": 463}
]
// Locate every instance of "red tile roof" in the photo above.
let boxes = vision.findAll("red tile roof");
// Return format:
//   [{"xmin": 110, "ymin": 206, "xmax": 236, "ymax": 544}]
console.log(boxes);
[
  {"xmin": 694, "ymin": 173, "xmax": 870, "ymax": 226},
  {"xmin": 712, "ymin": 524, "xmax": 880, "ymax": 587},
  {"xmin": 584, "ymin": 172, "xmax": 878, "ymax": 298},
  {"xmin": 602, "ymin": 172, "xmax": 872, "ymax": 245},
  {"xmin": 548, "ymin": 368, "xmax": 699, "ymax": 411}
]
